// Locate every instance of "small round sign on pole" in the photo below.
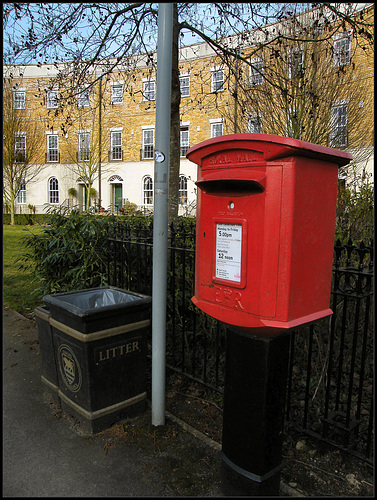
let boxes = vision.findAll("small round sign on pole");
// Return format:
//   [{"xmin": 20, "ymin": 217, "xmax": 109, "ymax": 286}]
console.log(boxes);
[{"xmin": 154, "ymin": 150, "xmax": 165, "ymax": 163}]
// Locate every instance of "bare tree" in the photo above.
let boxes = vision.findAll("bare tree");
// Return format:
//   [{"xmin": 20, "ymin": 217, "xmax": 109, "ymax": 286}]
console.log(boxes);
[
  {"xmin": 3, "ymin": 78, "xmax": 44, "ymax": 224},
  {"xmin": 62, "ymin": 110, "xmax": 110, "ymax": 212},
  {"xmin": 195, "ymin": 3, "xmax": 373, "ymax": 179},
  {"xmin": 222, "ymin": 12, "xmax": 372, "ymax": 141}
]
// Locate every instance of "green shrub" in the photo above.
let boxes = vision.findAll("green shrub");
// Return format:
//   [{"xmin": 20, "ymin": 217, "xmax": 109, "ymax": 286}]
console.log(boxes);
[
  {"xmin": 68, "ymin": 187, "xmax": 77, "ymax": 198},
  {"xmin": 118, "ymin": 200, "xmax": 140, "ymax": 216},
  {"xmin": 17, "ymin": 207, "xmax": 115, "ymax": 298},
  {"xmin": 335, "ymin": 166, "xmax": 374, "ymax": 243}
]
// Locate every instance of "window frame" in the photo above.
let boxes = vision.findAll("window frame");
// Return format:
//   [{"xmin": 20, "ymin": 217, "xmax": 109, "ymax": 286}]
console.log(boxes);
[
  {"xmin": 330, "ymin": 101, "xmax": 348, "ymax": 148},
  {"xmin": 16, "ymin": 179, "xmax": 26, "ymax": 205},
  {"xmin": 78, "ymin": 132, "xmax": 91, "ymax": 162},
  {"xmin": 143, "ymin": 176, "xmax": 153, "ymax": 206},
  {"xmin": 13, "ymin": 90, "xmax": 25, "ymax": 110},
  {"xmin": 179, "ymin": 175, "xmax": 188, "ymax": 206},
  {"xmin": 14, "ymin": 133, "xmax": 27, "ymax": 163},
  {"xmin": 333, "ymin": 31, "xmax": 352, "ymax": 67},
  {"xmin": 46, "ymin": 89, "xmax": 59, "ymax": 109},
  {"xmin": 77, "ymin": 86, "xmax": 90, "ymax": 107},
  {"xmin": 249, "ymin": 58, "xmax": 263, "ymax": 86},
  {"xmin": 142, "ymin": 128, "xmax": 154, "ymax": 159},
  {"xmin": 46, "ymin": 133, "xmax": 59, "ymax": 163},
  {"xmin": 111, "ymin": 83, "xmax": 124, "ymax": 104},
  {"xmin": 142, "ymin": 79, "xmax": 156, "ymax": 102},
  {"xmin": 210, "ymin": 120, "xmax": 223, "ymax": 138},
  {"xmin": 211, "ymin": 67, "xmax": 224, "ymax": 93},
  {"xmin": 180, "ymin": 126, "xmax": 189, "ymax": 157},
  {"xmin": 248, "ymin": 113, "xmax": 263, "ymax": 134},
  {"xmin": 48, "ymin": 177, "xmax": 59, "ymax": 204},
  {"xmin": 179, "ymin": 74, "xmax": 190, "ymax": 97},
  {"xmin": 110, "ymin": 131, "xmax": 123, "ymax": 161}
]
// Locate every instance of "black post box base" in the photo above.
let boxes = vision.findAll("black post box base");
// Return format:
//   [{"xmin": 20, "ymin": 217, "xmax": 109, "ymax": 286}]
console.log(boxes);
[
  {"xmin": 221, "ymin": 453, "xmax": 283, "ymax": 496},
  {"xmin": 221, "ymin": 326, "xmax": 291, "ymax": 497}
]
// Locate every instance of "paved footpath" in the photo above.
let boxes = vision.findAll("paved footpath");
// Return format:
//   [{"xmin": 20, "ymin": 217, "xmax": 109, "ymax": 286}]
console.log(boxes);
[
  {"xmin": 3, "ymin": 306, "xmax": 226, "ymax": 497},
  {"xmin": 3, "ymin": 306, "xmax": 298, "ymax": 497}
]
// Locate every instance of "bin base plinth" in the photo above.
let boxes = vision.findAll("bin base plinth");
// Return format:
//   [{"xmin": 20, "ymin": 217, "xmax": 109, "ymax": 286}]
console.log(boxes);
[
  {"xmin": 35, "ymin": 306, "xmax": 62, "ymax": 408},
  {"xmin": 221, "ymin": 453, "xmax": 283, "ymax": 496},
  {"xmin": 59, "ymin": 391, "xmax": 147, "ymax": 434},
  {"xmin": 41, "ymin": 376, "xmax": 61, "ymax": 407}
]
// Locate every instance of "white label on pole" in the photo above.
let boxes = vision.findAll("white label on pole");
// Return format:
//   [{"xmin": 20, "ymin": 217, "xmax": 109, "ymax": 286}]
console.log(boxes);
[
  {"xmin": 216, "ymin": 224, "xmax": 242, "ymax": 282},
  {"xmin": 154, "ymin": 150, "xmax": 165, "ymax": 163}
]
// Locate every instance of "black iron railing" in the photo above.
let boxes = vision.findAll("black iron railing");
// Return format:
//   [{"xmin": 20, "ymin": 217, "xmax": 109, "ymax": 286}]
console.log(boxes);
[
  {"xmin": 106, "ymin": 221, "xmax": 373, "ymax": 462},
  {"xmin": 285, "ymin": 239, "xmax": 374, "ymax": 462}
]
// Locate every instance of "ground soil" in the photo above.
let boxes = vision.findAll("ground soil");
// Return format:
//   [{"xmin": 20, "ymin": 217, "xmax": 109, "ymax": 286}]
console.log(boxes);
[{"xmin": 163, "ymin": 373, "xmax": 374, "ymax": 497}]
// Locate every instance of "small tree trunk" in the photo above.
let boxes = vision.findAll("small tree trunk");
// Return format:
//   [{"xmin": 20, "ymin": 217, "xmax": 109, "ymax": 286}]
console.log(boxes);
[
  {"xmin": 86, "ymin": 184, "xmax": 91, "ymax": 211},
  {"xmin": 10, "ymin": 196, "xmax": 15, "ymax": 225},
  {"xmin": 168, "ymin": 3, "xmax": 181, "ymax": 225}
]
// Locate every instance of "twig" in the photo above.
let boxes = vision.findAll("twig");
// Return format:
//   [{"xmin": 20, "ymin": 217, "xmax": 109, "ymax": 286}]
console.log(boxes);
[
  {"xmin": 103, "ymin": 442, "xmax": 116, "ymax": 456},
  {"xmin": 177, "ymin": 391, "xmax": 222, "ymax": 411},
  {"xmin": 361, "ymin": 480, "xmax": 373, "ymax": 487},
  {"xmin": 147, "ymin": 430, "xmax": 161, "ymax": 454}
]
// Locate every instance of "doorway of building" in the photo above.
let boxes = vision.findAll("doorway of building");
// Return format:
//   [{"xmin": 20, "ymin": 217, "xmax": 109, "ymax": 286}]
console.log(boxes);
[
  {"xmin": 113, "ymin": 183, "xmax": 122, "ymax": 211},
  {"xmin": 76, "ymin": 180, "xmax": 88, "ymax": 212},
  {"xmin": 109, "ymin": 175, "xmax": 124, "ymax": 213}
]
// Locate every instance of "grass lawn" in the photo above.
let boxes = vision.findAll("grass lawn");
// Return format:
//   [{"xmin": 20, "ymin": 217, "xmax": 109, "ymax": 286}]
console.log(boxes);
[{"xmin": 3, "ymin": 224, "xmax": 45, "ymax": 315}]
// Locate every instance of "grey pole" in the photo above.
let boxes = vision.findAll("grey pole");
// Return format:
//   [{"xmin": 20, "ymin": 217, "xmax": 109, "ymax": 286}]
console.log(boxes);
[
  {"xmin": 151, "ymin": 3, "xmax": 173, "ymax": 427},
  {"xmin": 98, "ymin": 73, "xmax": 102, "ymax": 209}
]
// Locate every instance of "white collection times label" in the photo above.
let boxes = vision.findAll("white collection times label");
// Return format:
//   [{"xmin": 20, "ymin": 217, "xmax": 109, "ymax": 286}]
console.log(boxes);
[{"xmin": 215, "ymin": 224, "xmax": 242, "ymax": 282}]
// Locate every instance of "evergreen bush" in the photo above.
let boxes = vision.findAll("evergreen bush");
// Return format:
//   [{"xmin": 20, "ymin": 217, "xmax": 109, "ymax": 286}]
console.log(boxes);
[
  {"xmin": 335, "ymin": 166, "xmax": 374, "ymax": 243},
  {"xmin": 18, "ymin": 207, "xmax": 115, "ymax": 298}
]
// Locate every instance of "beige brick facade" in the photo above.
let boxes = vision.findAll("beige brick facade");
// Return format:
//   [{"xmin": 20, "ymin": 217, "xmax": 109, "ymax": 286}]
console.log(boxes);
[{"xmin": 3, "ymin": 4, "xmax": 373, "ymax": 215}]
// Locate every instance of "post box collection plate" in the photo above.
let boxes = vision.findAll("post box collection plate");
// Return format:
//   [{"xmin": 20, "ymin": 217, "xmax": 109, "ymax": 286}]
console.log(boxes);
[
  {"xmin": 216, "ymin": 223, "xmax": 242, "ymax": 282},
  {"xmin": 214, "ymin": 219, "xmax": 247, "ymax": 288}
]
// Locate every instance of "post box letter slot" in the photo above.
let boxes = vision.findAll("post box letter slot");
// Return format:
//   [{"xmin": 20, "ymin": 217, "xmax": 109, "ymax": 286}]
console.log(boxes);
[{"xmin": 196, "ymin": 178, "xmax": 265, "ymax": 194}]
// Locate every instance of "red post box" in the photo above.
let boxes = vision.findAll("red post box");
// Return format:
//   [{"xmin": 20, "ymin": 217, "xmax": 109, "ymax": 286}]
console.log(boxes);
[{"xmin": 187, "ymin": 133, "xmax": 352, "ymax": 333}]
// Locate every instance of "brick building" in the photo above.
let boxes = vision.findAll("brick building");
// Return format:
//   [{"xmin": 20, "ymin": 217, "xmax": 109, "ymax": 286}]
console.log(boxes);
[{"xmin": 3, "ymin": 3, "xmax": 373, "ymax": 216}]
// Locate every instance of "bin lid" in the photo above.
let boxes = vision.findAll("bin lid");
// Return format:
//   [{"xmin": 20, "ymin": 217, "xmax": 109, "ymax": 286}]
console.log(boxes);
[
  {"xmin": 186, "ymin": 133, "xmax": 352, "ymax": 167},
  {"xmin": 43, "ymin": 287, "xmax": 151, "ymax": 316}
]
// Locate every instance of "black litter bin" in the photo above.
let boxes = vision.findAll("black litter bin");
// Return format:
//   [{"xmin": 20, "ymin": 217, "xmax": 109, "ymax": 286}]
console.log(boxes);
[
  {"xmin": 34, "ymin": 305, "xmax": 61, "ymax": 407},
  {"xmin": 42, "ymin": 286, "xmax": 152, "ymax": 433}
]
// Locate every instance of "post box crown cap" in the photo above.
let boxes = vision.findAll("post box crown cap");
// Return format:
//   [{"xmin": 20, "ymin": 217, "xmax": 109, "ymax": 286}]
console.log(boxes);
[{"xmin": 186, "ymin": 133, "xmax": 352, "ymax": 167}]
